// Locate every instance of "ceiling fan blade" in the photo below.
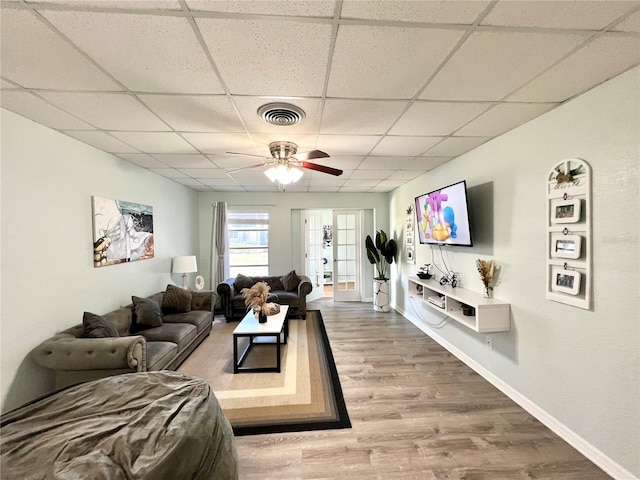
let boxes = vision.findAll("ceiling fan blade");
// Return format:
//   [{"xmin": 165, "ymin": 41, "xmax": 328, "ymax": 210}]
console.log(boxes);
[
  {"xmin": 225, "ymin": 161, "xmax": 274, "ymax": 175},
  {"xmin": 300, "ymin": 161, "xmax": 343, "ymax": 176},
  {"xmin": 294, "ymin": 149, "xmax": 329, "ymax": 161},
  {"xmin": 225, "ymin": 151, "xmax": 267, "ymax": 159}
]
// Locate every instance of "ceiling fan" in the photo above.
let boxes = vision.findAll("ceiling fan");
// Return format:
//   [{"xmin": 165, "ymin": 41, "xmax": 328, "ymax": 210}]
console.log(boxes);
[{"xmin": 226, "ymin": 141, "xmax": 343, "ymax": 184}]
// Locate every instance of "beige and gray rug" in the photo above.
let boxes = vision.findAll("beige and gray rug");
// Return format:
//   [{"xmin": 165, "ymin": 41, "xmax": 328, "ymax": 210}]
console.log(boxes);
[{"xmin": 178, "ymin": 310, "xmax": 351, "ymax": 436}]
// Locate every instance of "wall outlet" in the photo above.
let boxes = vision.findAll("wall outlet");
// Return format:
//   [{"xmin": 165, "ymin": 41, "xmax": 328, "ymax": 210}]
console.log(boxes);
[{"xmin": 485, "ymin": 336, "xmax": 493, "ymax": 350}]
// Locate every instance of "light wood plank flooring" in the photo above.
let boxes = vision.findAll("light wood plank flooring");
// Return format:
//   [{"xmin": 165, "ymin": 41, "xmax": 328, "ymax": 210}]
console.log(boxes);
[{"xmin": 231, "ymin": 298, "xmax": 610, "ymax": 479}]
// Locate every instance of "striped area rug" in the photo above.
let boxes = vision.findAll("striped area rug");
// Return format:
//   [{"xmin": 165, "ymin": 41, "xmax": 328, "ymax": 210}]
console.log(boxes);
[{"xmin": 178, "ymin": 310, "xmax": 351, "ymax": 436}]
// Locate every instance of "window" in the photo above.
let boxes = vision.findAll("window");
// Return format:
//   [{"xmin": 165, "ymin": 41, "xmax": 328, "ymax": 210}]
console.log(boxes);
[{"xmin": 227, "ymin": 212, "xmax": 269, "ymax": 277}]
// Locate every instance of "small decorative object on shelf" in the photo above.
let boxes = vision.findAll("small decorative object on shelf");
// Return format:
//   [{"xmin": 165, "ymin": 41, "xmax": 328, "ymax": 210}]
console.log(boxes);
[
  {"xmin": 417, "ymin": 264, "xmax": 432, "ymax": 279},
  {"xmin": 439, "ymin": 272, "xmax": 458, "ymax": 288},
  {"xmin": 476, "ymin": 259, "xmax": 495, "ymax": 297}
]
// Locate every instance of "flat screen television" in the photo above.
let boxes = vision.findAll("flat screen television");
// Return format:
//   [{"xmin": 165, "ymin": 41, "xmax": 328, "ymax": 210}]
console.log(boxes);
[{"xmin": 414, "ymin": 180, "xmax": 473, "ymax": 247}]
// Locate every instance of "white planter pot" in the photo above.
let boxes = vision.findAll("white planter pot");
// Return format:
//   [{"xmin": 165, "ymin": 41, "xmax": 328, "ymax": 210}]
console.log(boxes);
[{"xmin": 373, "ymin": 279, "xmax": 390, "ymax": 312}]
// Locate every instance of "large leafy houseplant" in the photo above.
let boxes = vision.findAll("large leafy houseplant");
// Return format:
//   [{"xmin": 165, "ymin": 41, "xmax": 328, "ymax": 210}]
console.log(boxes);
[{"xmin": 365, "ymin": 230, "xmax": 398, "ymax": 280}]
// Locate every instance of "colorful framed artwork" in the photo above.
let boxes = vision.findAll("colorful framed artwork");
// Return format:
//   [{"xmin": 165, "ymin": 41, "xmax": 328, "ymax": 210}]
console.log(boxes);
[{"xmin": 92, "ymin": 196, "xmax": 154, "ymax": 267}]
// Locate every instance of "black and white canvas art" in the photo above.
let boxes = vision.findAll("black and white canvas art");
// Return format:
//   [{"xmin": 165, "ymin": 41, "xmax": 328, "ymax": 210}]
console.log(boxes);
[{"xmin": 92, "ymin": 196, "xmax": 154, "ymax": 267}]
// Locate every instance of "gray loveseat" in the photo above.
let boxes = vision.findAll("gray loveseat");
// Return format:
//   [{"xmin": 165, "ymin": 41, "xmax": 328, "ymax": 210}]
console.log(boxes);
[
  {"xmin": 217, "ymin": 271, "xmax": 312, "ymax": 322},
  {"xmin": 32, "ymin": 286, "xmax": 216, "ymax": 389}
]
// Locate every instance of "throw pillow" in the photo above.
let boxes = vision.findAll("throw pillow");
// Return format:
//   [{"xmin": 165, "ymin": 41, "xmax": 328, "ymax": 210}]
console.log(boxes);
[
  {"xmin": 281, "ymin": 270, "xmax": 301, "ymax": 292},
  {"xmin": 233, "ymin": 273, "xmax": 255, "ymax": 291},
  {"xmin": 161, "ymin": 284, "xmax": 192, "ymax": 314},
  {"xmin": 82, "ymin": 312, "xmax": 119, "ymax": 338},
  {"xmin": 132, "ymin": 296, "xmax": 163, "ymax": 328},
  {"xmin": 266, "ymin": 277, "xmax": 284, "ymax": 291}
]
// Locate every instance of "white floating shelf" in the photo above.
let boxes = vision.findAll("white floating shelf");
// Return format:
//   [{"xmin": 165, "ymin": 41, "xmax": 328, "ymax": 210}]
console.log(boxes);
[{"xmin": 408, "ymin": 277, "xmax": 511, "ymax": 333}]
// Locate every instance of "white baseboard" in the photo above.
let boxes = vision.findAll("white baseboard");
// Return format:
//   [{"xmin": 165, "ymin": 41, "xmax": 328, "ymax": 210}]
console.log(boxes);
[{"xmin": 394, "ymin": 304, "xmax": 638, "ymax": 480}]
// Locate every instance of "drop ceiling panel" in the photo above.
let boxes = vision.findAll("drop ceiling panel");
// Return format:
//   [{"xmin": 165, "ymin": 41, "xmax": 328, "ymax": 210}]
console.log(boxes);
[
  {"xmin": 206, "ymin": 154, "xmax": 266, "ymax": 169},
  {"xmin": 613, "ymin": 10, "xmax": 640, "ymax": 32},
  {"xmin": 39, "ymin": 92, "xmax": 170, "ymax": 131},
  {"xmin": 117, "ymin": 153, "xmax": 169, "ymax": 168},
  {"xmin": 250, "ymin": 134, "xmax": 319, "ymax": 156},
  {"xmin": 315, "ymin": 155, "xmax": 364, "ymax": 170},
  {"xmin": 350, "ymin": 169, "xmax": 395, "ymax": 180},
  {"xmin": 371, "ymin": 136, "xmax": 442, "ymax": 156},
  {"xmin": 481, "ymin": 1, "xmax": 638, "ymax": 30},
  {"xmin": 41, "ymin": 11, "xmax": 223, "ymax": 93},
  {"xmin": 233, "ymin": 96, "xmax": 323, "ymax": 134},
  {"xmin": 508, "ymin": 36, "xmax": 640, "ymax": 102},
  {"xmin": 360, "ymin": 156, "xmax": 411, "ymax": 169},
  {"xmin": 328, "ymin": 25, "xmax": 464, "ymax": 99},
  {"xmin": 320, "ymin": 99, "xmax": 408, "ymax": 134},
  {"xmin": 388, "ymin": 170, "xmax": 425, "ymax": 180},
  {"xmin": 199, "ymin": 177, "xmax": 239, "ymax": 186},
  {"xmin": 180, "ymin": 132, "xmax": 255, "ymax": 154},
  {"xmin": 139, "ymin": 94, "xmax": 244, "ymax": 132},
  {"xmin": 424, "ymin": 136, "xmax": 490, "ymax": 156},
  {"xmin": 149, "ymin": 168, "xmax": 189, "ymax": 179},
  {"xmin": 456, "ymin": 102, "xmax": 557, "ymax": 136},
  {"xmin": 151, "ymin": 154, "xmax": 217, "ymax": 168},
  {"xmin": 0, "ymin": 91, "xmax": 93, "ymax": 130},
  {"xmin": 0, "ymin": 9, "xmax": 121, "ymax": 91},
  {"xmin": 340, "ymin": 0, "xmax": 491, "ymax": 24},
  {"xmin": 390, "ymin": 101, "xmax": 491, "ymax": 136},
  {"xmin": 421, "ymin": 31, "xmax": 588, "ymax": 101},
  {"xmin": 28, "ymin": 1, "xmax": 182, "ymax": 9},
  {"xmin": 405, "ymin": 156, "xmax": 451, "ymax": 171},
  {"xmin": 318, "ymin": 135, "xmax": 382, "ymax": 155},
  {"xmin": 110, "ymin": 132, "xmax": 199, "ymax": 153},
  {"xmin": 63, "ymin": 131, "xmax": 140, "ymax": 153},
  {"xmin": 178, "ymin": 168, "xmax": 228, "ymax": 179},
  {"xmin": 186, "ymin": 0, "xmax": 335, "ymax": 17},
  {"xmin": 197, "ymin": 18, "xmax": 332, "ymax": 96}
]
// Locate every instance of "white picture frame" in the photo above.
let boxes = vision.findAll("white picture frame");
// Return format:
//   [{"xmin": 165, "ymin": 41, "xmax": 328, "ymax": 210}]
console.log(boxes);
[
  {"xmin": 551, "ymin": 268, "xmax": 581, "ymax": 295},
  {"xmin": 406, "ymin": 246, "xmax": 414, "ymax": 263},
  {"xmin": 406, "ymin": 233, "xmax": 414, "ymax": 246},
  {"xmin": 550, "ymin": 198, "xmax": 581, "ymax": 224},
  {"xmin": 550, "ymin": 233, "xmax": 582, "ymax": 259}
]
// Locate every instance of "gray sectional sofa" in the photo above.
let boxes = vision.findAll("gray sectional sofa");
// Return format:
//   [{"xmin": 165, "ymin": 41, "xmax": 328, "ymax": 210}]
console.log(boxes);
[{"xmin": 32, "ymin": 286, "xmax": 216, "ymax": 389}]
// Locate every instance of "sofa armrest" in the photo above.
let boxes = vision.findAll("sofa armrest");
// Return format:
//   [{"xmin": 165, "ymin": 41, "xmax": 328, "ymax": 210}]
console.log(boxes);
[
  {"xmin": 296, "ymin": 275, "xmax": 313, "ymax": 316},
  {"xmin": 32, "ymin": 334, "xmax": 147, "ymax": 372},
  {"xmin": 216, "ymin": 278, "xmax": 236, "ymax": 320}
]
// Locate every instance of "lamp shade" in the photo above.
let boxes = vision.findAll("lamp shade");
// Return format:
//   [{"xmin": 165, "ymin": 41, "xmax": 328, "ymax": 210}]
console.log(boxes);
[{"xmin": 172, "ymin": 255, "xmax": 197, "ymax": 274}]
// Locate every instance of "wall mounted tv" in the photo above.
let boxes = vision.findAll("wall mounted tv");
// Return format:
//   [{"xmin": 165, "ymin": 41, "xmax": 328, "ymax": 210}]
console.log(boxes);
[{"xmin": 414, "ymin": 180, "xmax": 473, "ymax": 247}]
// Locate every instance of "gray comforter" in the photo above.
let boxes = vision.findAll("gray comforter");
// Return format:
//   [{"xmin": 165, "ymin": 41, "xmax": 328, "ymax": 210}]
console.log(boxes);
[{"xmin": 1, "ymin": 371, "xmax": 238, "ymax": 479}]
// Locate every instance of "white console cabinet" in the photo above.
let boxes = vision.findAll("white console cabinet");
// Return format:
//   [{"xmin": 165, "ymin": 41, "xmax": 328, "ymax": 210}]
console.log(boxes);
[{"xmin": 408, "ymin": 277, "xmax": 510, "ymax": 333}]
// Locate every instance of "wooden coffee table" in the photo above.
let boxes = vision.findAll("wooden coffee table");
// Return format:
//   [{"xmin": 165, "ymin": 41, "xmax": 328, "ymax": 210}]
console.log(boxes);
[{"xmin": 233, "ymin": 305, "xmax": 289, "ymax": 373}]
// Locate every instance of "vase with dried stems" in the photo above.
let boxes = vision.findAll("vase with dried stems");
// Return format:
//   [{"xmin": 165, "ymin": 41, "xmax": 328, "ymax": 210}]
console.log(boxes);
[
  {"xmin": 241, "ymin": 281, "xmax": 280, "ymax": 323},
  {"xmin": 476, "ymin": 259, "xmax": 495, "ymax": 298}
]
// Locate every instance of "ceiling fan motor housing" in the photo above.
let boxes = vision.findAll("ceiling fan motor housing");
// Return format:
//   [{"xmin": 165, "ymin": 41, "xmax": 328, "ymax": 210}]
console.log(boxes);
[{"xmin": 269, "ymin": 141, "xmax": 298, "ymax": 161}]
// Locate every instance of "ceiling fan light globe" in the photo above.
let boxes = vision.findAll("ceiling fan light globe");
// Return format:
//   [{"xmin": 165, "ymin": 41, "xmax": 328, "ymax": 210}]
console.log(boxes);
[
  {"xmin": 290, "ymin": 167, "xmax": 304, "ymax": 183},
  {"xmin": 264, "ymin": 168, "xmax": 278, "ymax": 183}
]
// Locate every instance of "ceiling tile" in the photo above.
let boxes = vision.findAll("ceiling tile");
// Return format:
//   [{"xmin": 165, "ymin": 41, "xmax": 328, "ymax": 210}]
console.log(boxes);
[
  {"xmin": 0, "ymin": 9, "xmax": 121, "ymax": 91},
  {"xmin": 199, "ymin": 177, "xmax": 239, "ymax": 186},
  {"xmin": 210, "ymin": 185, "xmax": 246, "ymax": 192},
  {"xmin": 41, "ymin": 11, "xmax": 223, "ymax": 93},
  {"xmin": 197, "ymin": 18, "xmax": 332, "ymax": 96},
  {"xmin": 350, "ymin": 169, "xmax": 394, "ymax": 180},
  {"xmin": 404, "ymin": 156, "xmax": 452, "ymax": 171},
  {"xmin": 421, "ymin": 31, "xmax": 587, "ymax": 101},
  {"xmin": 250, "ymin": 134, "xmax": 319, "ymax": 156},
  {"xmin": 148, "ymin": 168, "xmax": 189, "ymax": 179},
  {"xmin": 424, "ymin": 136, "xmax": 490, "ymax": 156},
  {"xmin": 376, "ymin": 179, "xmax": 406, "ymax": 188},
  {"xmin": 316, "ymin": 155, "xmax": 364, "ymax": 170},
  {"xmin": 206, "ymin": 154, "xmax": 267, "ymax": 169},
  {"xmin": 317, "ymin": 135, "xmax": 382, "ymax": 155},
  {"xmin": 186, "ymin": 0, "xmax": 335, "ymax": 17},
  {"xmin": 191, "ymin": 185, "xmax": 214, "ymax": 191},
  {"xmin": 309, "ymin": 186, "xmax": 340, "ymax": 192},
  {"xmin": 371, "ymin": 136, "xmax": 442, "ymax": 156},
  {"xmin": 233, "ymin": 96, "xmax": 323, "ymax": 134},
  {"xmin": 181, "ymin": 132, "xmax": 255, "ymax": 154},
  {"xmin": 341, "ymin": 0, "xmax": 491, "ymax": 24},
  {"xmin": 320, "ymin": 99, "xmax": 408, "ymax": 134},
  {"xmin": 139, "ymin": 95, "xmax": 244, "ymax": 132},
  {"xmin": 360, "ymin": 156, "xmax": 411, "ymax": 169},
  {"xmin": 388, "ymin": 170, "xmax": 425, "ymax": 180},
  {"xmin": 174, "ymin": 178, "xmax": 207, "ymax": 186},
  {"xmin": 339, "ymin": 186, "xmax": 373, "ymax": 192},
  {"xmin": 481, "ymin": 1, "xmax": 638, "ymax": 30},
  {"xmin": 508, "ymin": 36, "xmax": 640, "ymax": 102},
  {"xmin": 63, "ymin": 131, "xmax": 140, "ymax": 153},
  {"xmin": 1, "ymin": 79, "xmax": 17, "ymax": 89},
  {"xmin": 308, "ymin": 172, "xmax": 348, "ymax": 185},
  {"xmin": 0, "ymin": 91, "xmax": 93, "ymax": 129},
  {"xmin": 613, "ymin": 10, "xmax": 640, "ymax": 32},
  {"xmin": 328, "ymin": 25, "xmax": 464, "ymax": 99},
  {"xmin": 390, "ymin": 101, "xmax": 491, "ymax": 135},
  {"xmin": 110, "ymin": 132, "xmax": 199, "ymax": 153},
  {"xmin": 178, "ymin": 168, "xmax": 228, "ymax": 179},
  {"xmin": 151, "ymin": 154, "xmax": 217, "ymax": 168},
  {"xmin": 117, "ymin": 153, "xmax": 169, "ymax": 168},
  {"xmin": 28, "ymin": 1, "xmax": 182, "ymax": 9},
  {"xmin": 39, "ymin": 92, "xmax": 169, "ymax": 130},
  {"xmin": 456, "ymin": 102, "xmax": 557, "ymax": 136},
  {"xmin": 343, "ymin": 178, "xmax": 380, "ymax": 187}
]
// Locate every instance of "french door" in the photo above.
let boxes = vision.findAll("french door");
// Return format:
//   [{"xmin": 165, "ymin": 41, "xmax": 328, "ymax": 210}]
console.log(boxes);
[
  {"xmin": 332, "ymin": 210, "xmax": 361, "ymax": 301},
  {"xmin": 303, "ymin": 210, "xmax": 324, "ymax": 302}
]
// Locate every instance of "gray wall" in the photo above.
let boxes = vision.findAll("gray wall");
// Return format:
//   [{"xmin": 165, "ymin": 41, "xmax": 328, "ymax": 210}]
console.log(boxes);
[
  {"xmin": 390, "ymin": 67, "xmax": 639, "ymax": 478},
  {"xmin": 0, "ymin": 110, "xmax": 200, "ymax": 412}
]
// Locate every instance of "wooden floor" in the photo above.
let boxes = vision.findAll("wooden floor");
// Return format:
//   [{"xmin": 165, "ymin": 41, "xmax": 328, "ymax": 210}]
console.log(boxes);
[{"xmin": 233, "ymin": 298, "xmax": 610, "ymax": 480}]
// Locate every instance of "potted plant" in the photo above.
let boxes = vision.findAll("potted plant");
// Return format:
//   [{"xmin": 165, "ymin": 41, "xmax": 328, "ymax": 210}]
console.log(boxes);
[{"xmin": 365, "ymin": 230, "xmax": 398, "ymax": 312}]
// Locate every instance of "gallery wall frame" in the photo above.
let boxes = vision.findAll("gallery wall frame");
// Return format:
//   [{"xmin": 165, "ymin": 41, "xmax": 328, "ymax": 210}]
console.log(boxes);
[
  {"xmin": 92, "ymin": 196, "xmax": 154, "ymax": 267},
  {"xmin": 545, "ymin": 158, "xmax": 591, "ymax": 309}
]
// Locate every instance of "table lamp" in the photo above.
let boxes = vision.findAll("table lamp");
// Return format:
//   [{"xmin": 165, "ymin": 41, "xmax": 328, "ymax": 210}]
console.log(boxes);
[{"xmin": 172, "ymin": 255, "xmax": 197, "ymax": 289}]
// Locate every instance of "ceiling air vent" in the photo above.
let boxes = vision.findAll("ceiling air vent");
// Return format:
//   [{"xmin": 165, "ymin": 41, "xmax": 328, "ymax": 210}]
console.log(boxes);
[{"xmin": 257, "ymin": 102, "xmax": 306, "ymax": 126}]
